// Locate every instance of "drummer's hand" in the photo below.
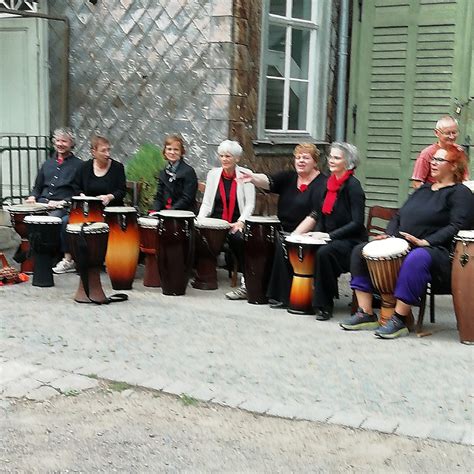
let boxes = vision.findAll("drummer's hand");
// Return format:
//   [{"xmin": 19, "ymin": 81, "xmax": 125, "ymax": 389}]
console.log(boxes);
[
  {"xmin": 373, "ymin": 233, "xmax": 389, "ymax": 240},
  {"xmin": 25, "ymin": 196, "xmax": 36, "ymax": 204},
  {"xmin": 230, "ymin": 221, "xmax": 244, "ymax": 234},
  {"xmin": 47, "ymin": 200, "xmax": 65, "ymax": 209},
  {"xmin": 236, "ymin": 170, "xmax": 254, "ymax": 184},
  {"xmin": 399, "ymin": 232, "xmax": 429, "ymax": 247},
  {"xmin": 98, "ymin": 194, "xmax": 114, "ymax": 205},
  {"xmin": 306, "ymin": 231, "xmax": 330, "ymax": 240}
]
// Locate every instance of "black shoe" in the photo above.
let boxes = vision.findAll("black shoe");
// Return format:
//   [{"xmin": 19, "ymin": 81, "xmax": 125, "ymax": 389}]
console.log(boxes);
[
  {"xmin": 270, "ymin": 301, "xmax": 287, "ymax": 309},
  {"xmin": 316, "ymin": 307, "xmax": 333, "ymax": 321}
]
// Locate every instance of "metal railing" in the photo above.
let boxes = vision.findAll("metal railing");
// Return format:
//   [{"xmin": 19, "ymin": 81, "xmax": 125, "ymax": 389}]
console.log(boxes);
[{"xmin": 0, "ymin": 135, "xmax": 52, "ymax": 205}]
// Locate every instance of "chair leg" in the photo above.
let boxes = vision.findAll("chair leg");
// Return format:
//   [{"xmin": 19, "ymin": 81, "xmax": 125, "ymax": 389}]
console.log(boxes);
[
  {"xmin": 416, "ymin": 291, "xmax": 427, "ymax": 333},
  {"xmin": 430, "ymin": 292, "xmax": 435, "ymax": 323}
]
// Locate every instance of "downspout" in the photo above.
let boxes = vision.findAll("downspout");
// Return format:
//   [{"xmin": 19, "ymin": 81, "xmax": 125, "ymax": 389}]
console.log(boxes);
[
  {"xmin": 335, "ymin": 0, "xmax": 350, "ymax": 141},
  {"xmin": 0, "ymin": 8, "xmax": 70, "ymax": 127}
]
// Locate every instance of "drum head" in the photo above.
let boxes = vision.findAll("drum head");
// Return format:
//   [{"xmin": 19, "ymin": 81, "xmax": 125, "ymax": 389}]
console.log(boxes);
[
  {"xmin": 285, "ymin": 234, "xmax": 327, "ymax": 245},
  {"xmin": 104, "ymin": 206, "xmax": 137, "ymax": 213},
  {"xmin": 71, "ymin": 195, "xmax": 102, "ymax": 201},
  {"xmin": 455, "ymin": 230, "xmax": 474, "ymax": 242},
  {"xmin": 138, "ymin": 217, "xmax": 159, "ymax": 228},
  {"xmin": 195, "ymin": 217, "xmax": 230, "ymax": 229},
  {"xmin": 66, "ymin": 222, "xmax": 109, "ymax": 234},
  {"xmin": 462, "ymin": 181, "xmax": 474, "ymax": 193},
  {"xmin": 157, "ymin": 210, "xmax": 195, "ymax": 218},
  {"xmin": 24, "ymin": 215, "xmax": 61, "ymax": 224},
  {"xmin": 362, "ymin": 237, "xmax": 409, "ymax": 259},
  {"xmin": 245, "ymin": 215, "xmax": 280, "ymax": 224},
  {"xmin": 7, "ymin": 203, "xmax": 48, "ymax": 213}
]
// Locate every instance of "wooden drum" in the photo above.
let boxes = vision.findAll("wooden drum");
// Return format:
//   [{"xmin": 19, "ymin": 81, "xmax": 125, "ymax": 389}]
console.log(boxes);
[
  {"xmin": 452, "ymin": 230, "xmax": 474, "ymax": 344},
  {"xmin": 104, "ymin": 206, "xmax": 140, "ymax": 290},
  {"xmin": 69, "ymin": 196, "xmax": 105, "ymax": 224},
  {"xmin": 362, "ymin": 238, "xmax": 409, "ymax": 326},
  {"xmin": 138, "ymin": 216, "xmax": 160, "ymax": 288}
]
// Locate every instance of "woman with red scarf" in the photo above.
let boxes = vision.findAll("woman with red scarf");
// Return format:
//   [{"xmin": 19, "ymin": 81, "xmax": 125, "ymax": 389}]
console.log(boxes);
[
  {"xmin": 197, "ymin": 140, "xmax": 256, "ymax": 299},
  {"xmin": 294, "ymin": 142, "xmax": 367, "ymax": 321}
]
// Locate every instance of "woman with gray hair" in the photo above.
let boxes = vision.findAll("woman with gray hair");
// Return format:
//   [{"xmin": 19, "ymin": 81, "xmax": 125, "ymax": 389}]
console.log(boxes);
[{"xmin": 294, "ymin": 142, "xmax": 367, "ymax": 320}]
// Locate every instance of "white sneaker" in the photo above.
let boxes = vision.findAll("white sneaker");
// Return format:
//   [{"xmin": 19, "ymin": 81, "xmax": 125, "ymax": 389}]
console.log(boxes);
[
  {"xmin": 225, "ymin": 287, "xmax": 247, "ymax": 300},
  {"xmin": 53, "ymin": 258, "xmax": 76, "ymax": 274}
]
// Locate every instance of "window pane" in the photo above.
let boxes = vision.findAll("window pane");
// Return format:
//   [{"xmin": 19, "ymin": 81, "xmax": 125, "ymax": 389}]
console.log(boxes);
[
  {"xmin": 266, "ymin": 24, "xmax": 286, "ymax": 78},
  {"xmin": 269, "ymin": 0, "xmax": 286, "ymax": 16},
  {"xmin": 290, "ymin": 28, "xmax": 310, "ymax": 80},
  {"xmin": 265, "ymin": 78, "xmax": 284, "ymax": 130},
  {"xmin": 288, "ymin": 80, "xmax": 308, "ymax": 130},
  {"xmin": 292, "ymin": 0, "xmax": 312, "ymax": 20}
]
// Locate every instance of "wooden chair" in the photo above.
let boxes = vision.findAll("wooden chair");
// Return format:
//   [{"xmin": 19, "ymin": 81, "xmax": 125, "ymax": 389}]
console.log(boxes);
[{"xmin": 126, "ymin": 180, "xmax": 143, "ymax": 208}]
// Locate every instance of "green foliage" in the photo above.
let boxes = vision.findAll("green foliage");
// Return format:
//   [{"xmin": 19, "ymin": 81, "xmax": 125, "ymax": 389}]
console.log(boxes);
[
  {"xmin": 108, "ymin": 381, "xmax": 132, "ymax": 392},
  {"xmin": 179, "ymin": 393, "xmax": 198, "ymax": 406},
  {"xmin": 125, "ymin": 143, "xmax": 166, "ymax": 214}
]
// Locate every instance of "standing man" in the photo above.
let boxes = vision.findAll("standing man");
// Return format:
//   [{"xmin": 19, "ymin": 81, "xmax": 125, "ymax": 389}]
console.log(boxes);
[{"xmin": 411, "ymin": 116, "xmax": 465, "ymax": 189}]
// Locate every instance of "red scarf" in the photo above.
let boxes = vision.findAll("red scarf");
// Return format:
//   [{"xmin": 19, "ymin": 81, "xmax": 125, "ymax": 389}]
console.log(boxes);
[
  {"xmin": 322, "ymin": 170, "xmax": 353, "ymax": 215},
  {"xmin": 57, "ymin": 156, "xmax": 64, "ymax": 165},
  {"xmin": 219, "ymin": 170, "xmax": 237, "ymax": 222}
]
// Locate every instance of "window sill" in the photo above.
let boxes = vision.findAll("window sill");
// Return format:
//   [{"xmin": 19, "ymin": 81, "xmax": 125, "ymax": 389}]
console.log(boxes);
[{"xmin": 253, "ymin": 137, "xmax": 329, "ymax": 156}]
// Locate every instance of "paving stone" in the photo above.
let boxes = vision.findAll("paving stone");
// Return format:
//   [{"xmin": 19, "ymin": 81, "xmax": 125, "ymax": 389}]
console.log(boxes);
[
  {"xmin": 395, "ymin": 419, "xmax": 433, "ymax": 439},
  {"xmin": 2, "ymin": 378, "xmax": 43, "ymax": 398},
  {"xmin": 238, "ymin": 397, "xmax": 274, "ymax": 414},
  {"xmin": 428, "ymin": 424, "xmax": 466, "ymax": 444},
  {"xmin": 26, "ymin": 385, "xmax": 61, "ymax": 401},
  {"xmin": 461, "ymin": 430, "xmax": 474, "ymax": 446},
  {"xmin": 327, "ymin": 411, "xmax": 367, "ymax": 429},
  {"xmin": 361, "ymin": 415, "xmax": 399, "ymax": 434},
  {"xmin": 0, "ymin": 361, "xmax": 37, "ymax": 385},
  {"xmin": 50, "ymin": 374, "xmax": 99, "ymax": 393},
  {"xmin": 31, "ymin": 368, "xmax": 66, "ymax": 383},
  {"xmin": 293, "ymin": 405, "xmax": 334, "ymax": 424},
  {"xmin": 188, "ymin": 385, "xmax": 216, "ymax": 402}
]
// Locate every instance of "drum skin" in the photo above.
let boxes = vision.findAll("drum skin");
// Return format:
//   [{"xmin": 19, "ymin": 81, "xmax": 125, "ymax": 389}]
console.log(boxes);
[
  {"xmin": 157, "ymin": 211, "xmax": 195, "ymax": 296},
  {"xmin": 138, "ymin": 217, "xmax": 160, "ymax": 288},
  {"xmin": 452, "ymin": 235, "xmax": 474, "ymax": 344},
  {"xmin": 25, "ymin": 216, "xmax": 62, "ymax": 287},
  {"xmin": 104, "ymin": 208, "xmax": 140, "ymax": 290},
  {"xmin": 244, "ymin": 218, "xmax": 281, "ymax": 304},
  {"xmin": 69, "ymin": 197, "xmax": 105, "ymax": 224}
]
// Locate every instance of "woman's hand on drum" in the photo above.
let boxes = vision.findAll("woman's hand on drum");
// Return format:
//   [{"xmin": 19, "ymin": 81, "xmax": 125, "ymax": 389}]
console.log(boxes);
[
  {"xmin": 230, "ymin": 221, "xmax": 244, "ymax": 234},
  {"xmin": 373, "ymin": 233, "xmax": 389, "ymax": 240},
  {"xmin": 399, "ymin": 231, "xmax": 429, "ymax": 247},
  {"xmin": 305, "ymin": 231, "xmax": 330, "ymax": 240},
  {"xmin": 236, "ymin": 170, "xmax": 254, "ymax": 184},
  {"xmin": 47, "ymin": 200, "xmax": 66, "ymax": 209},
  {"xmin": 25, "ymin": 196, "xmax": 36, "ymax": 204},
  {"xmin": 98, "ymin": 194, "xmax": 114, "ymax": 206}
]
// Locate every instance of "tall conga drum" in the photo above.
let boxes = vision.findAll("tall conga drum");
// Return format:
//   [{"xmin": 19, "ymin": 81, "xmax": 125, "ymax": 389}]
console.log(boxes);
[
  {"xmin": 67, "ymin": 222, "xmax": 109, "ymax": 303},
  {"xmin": 69, "ymin": 196, "xmax": 105, "ymax": 224},
  {"xmin": 157, "ymin": 210, "xmax": 195, "ymax": 296},
  {"xmin": 192, "ymin": 217, "xmax": 230, "ymax": 290},
  {"xmin": 7, "ymin": 203, "xmax": 48, "ymax": 273},
  {"xmin": 285, "ymin": 234, "xmax": 326, "ymax": 315},
  {"xmin": 104, "ymin": 206, "xmax": 140, "ymax": 290},
  {"xmin": 138, "ymin": 216, "xmax": 160, "ymax": 288},
  {"xmin": 244, "ymin": 216, "xmax": 281, "ymax": 304},
  {"xmin": 362, "ymin": 238, "xmax": 409, "ymax": 326},
  {"xmin": 24, "ymin": 215, "xmax": 62, "ymax": 287},
  {"xmin": 451, "ymin": 230, "xmax": 474, "ymax": 344}
]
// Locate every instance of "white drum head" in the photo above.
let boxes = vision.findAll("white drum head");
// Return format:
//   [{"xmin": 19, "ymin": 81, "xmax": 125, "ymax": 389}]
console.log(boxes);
[
  {"xmin": 285, "ymin": 234, "xmax": 327, "ymax": 246},
  {"xmin": 462, "ymin": 181, "xmax": 474, "ymax": 193},
  {"xmin": 246, "ymin": 215, "xmax": 280, "ymax": 224},
  {"xmin": 195, "ymin": 217, "xmax": 230, "ymax": 230},
  {"xmin": 104, "ymin": 206, "xmax": 137, "ymax": 213},
  {"xmin": 363, "ymin": 237, "xmax": 409, "ymax": 259},
  {"xmin": 24, "ymin": 215, "xmax": 61, "ymax": 224},
  {"xmin": 157, "ymin": 210, "xmax": 195, "ymax": 218},
  {"xmin": 138, "ymin": 217, "xmax": 159, "ymax": 228},
  {"xmin": 66, "ymin": 222, "xmax": 109, "ymax": 234},
  {"xmin": 455, "ymin": 230, "xmax": 474, "ymax": 242},
  {"xmin": 7, "ymin": 203, "xmax": 48, "ymax": 213},
  {"xmin": 71, "ymin": 195, "xmax": 102, "ymax": 201}
]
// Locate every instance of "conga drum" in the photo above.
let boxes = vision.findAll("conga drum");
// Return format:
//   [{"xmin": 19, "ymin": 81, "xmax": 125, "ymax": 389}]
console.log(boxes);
[
  {"xmin": 451, "ymin": 230, "xmax": 474, "ymax": 344},
  {"xmin": 69, "ymin": 196, "xmax": 105, "ymax": 224},
  {"xmin": 138, "ymin": 216, "xmax": 160, "ymax": 288},
  {"xmin": 67, "ymin": 222, "xmax": 109, "ymax": 303},
  {"xmin": 104, "ymin": 206, "xmax": 140, "ymax": 290},
  {"xmin": 157, "ymin": 210, "xmax": 195, "ymax": 296},
  {"xmin": 285, "ymin": 234, "xmax": 326, "ymax": 315},
  {"xmin": 24, "ymin": 215, "xmax": 62, "ymax": 287},
  {"xmin": 244, "ymin": 216, "xmax": 281, "ymax": 304},
  {"xmin": 362, "ymin": 238, "xmax": 410, "ymax": 326},
  {"xmin": 7, "ymin": 203, "xmax": 48, "ymax": 273},
  {"xmin": 192, "ymin": 217, "xmax": 230, "ymax": 290}
]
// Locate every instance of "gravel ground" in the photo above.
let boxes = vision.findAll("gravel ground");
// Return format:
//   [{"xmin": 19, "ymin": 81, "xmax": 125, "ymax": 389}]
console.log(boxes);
[{"xmin": 1, "ymin": 382, "xmax": 472, "ymax": 473}]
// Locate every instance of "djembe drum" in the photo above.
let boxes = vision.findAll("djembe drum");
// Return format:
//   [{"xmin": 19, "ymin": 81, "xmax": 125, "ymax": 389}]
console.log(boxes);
[
  {"xmin": 192, "ymin": 217, "xmax": 230, "ymax": 290},
  {"xmin": 285, "ymin": 234, "xmax": 327, "ymax": 315},
  {"xmin": 138, "ymin": 216, "xmax": 160, "ymax": 288},
  {"xmin": 8, "ymin": 203, "xmax": 48, "ymax": 273},
  {"xmin": 104, "ymin": 206, "xmax": 140, "ymax": 290},
  {"xmin": 24, "ymin": 215, "xmax": 62, "ymax": 287},
  {"xmin": 244, "ymin": 216, "xmax": 281, "ymax": 304},
  {"xmin": 362, "ymin": 238, "xmax": 410, "ymax": 326},
  {"xmin": 157, "ymin": 210, "xmax": 195, "ymax": 295},
  {"xmin": 67, "ymin": 222, "xmax": 109, "ymax": 303},
  {"xmin": 69, "ymin": 196, "xmax": 105, "ymax": 224},
  {"xmin": 451, "ymin": 230, "xmax": 474, "ymax": 344}
]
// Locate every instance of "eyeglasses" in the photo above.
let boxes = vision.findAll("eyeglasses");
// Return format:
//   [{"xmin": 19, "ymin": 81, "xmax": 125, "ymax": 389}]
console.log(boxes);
[
  {"xmin": 431, "ymin": 156, "xmax": 451, "ymax": 163},
  {"xmin": 436, "ymin": 129, "xmax": 458, "ymax": 137}
]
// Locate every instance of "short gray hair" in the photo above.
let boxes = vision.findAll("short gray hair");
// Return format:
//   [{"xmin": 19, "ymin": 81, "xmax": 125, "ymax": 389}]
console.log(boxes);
[
  {"xmin": 217, "ymin": 140, "xmax": 243, "ymax": 157},
  {"xmin": 330, "ymin": 142, "xmax": 360, "ymax": 170},
  {"xmin": 53, "ymin": 127, "xmax": 76, "ymax": 147},
  {"xmin": 435, "ymin": 115, "xmax": 458, "ymax": 131}
]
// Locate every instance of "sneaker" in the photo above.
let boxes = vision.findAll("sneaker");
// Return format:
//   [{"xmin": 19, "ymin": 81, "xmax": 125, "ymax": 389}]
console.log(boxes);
[
  {"xmin": 340, "ymin": 308, "xmax": 379, "ymax": 331},
  {"xmin": 374, "ymin": 314, "xmax": 409, "ymax": 339},
  {"xmin": 53, "ymin": 258, "xmax": 76, "ymax": 274},
  {"xmin": 225, "ymin": 287, "xmax": 247, "ymax": 300}
]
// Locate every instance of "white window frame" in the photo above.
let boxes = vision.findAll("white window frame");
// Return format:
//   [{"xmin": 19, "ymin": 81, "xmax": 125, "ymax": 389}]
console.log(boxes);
[{"xmin": 258, "ymin": 0, "xmax": 332, "ymax": 141}]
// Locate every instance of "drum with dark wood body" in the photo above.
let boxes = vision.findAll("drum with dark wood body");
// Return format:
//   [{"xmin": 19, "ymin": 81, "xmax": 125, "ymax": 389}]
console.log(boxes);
[
  {"xmin": 8, "ymin": 203, "xmax": 49, "ymax": 273},
  {"xmin": 192, "ymin": 217, "xmax": 230, "ymax": 290},
  {"xmin": 67, "ymin": 222, "xmax": 109, "ymax": 303},
  {"xmin": 24, "ymin": 215, "xmax": 62, "ymax": 287},
  {"xmin": 104, "ymin": 206, "xmax": 140, "ymax": 290},
  {"xmin": 138, "ymin": 216, "xmax": 160, "ymax": 288},
  {"xmin": 244, "ymin": 216, "xmax": 281, "ymax": 304},
  {"xmin": 452, "ymin": 230, "xmax": 474, "ymax": 344},
  {"xmin": 157, "ymin": 210, "xmax": 195, "ymax": 296},
  {"xmin": 69, "ymin": 196, "xmax": 105, "ymax": 224}
]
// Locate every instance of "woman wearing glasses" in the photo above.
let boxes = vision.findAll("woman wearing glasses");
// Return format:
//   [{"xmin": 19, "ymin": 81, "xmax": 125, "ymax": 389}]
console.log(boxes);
[{"xmin": 342, "ymin": 145, "xmax": 472, "ymax": 338}]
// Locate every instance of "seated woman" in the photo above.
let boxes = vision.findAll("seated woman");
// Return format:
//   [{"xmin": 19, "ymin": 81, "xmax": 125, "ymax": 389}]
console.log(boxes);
[
  {"xmin": 341, "ymin": 145, "xmax": 472, "ymax": 338},
  {"xmin": 198, "ymin": 139, "xmax": 256, "ymax": 300},
  {"xmin": 294, "ymin": 142, "xmax": 367, "ymax": 320},
  {"xmin": 152, "ymin": 134, "xmax": 198, "ymax": 212},
  {"xmin": 53, "ymin": 134, "xmax": 126, "ymax": 274},
  {"xmin": 239, "ymin": 143, "xmax": 327, "ymax": 308}
]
